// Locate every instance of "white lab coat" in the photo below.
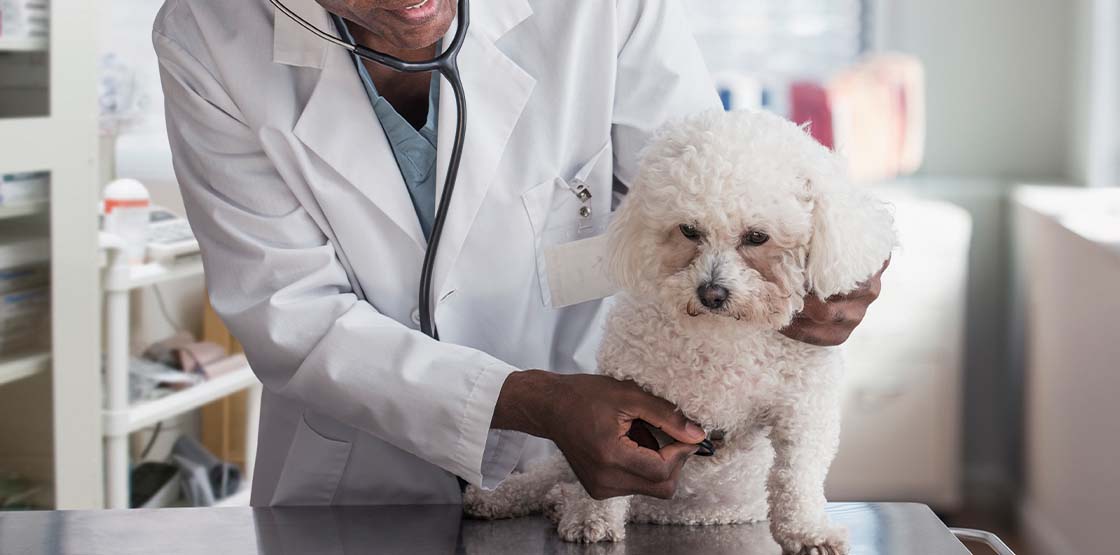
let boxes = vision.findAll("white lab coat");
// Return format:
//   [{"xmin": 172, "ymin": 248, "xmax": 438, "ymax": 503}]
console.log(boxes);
[{"xmin": 154, "ymin": 0, "xmax": 720, "ymax": 505}]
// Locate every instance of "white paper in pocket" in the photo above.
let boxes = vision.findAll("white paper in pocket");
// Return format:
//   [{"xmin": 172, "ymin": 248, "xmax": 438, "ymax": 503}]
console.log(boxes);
[{"xmin": 542, "ymin": 233, "xmax": 618, "ymax": 308}]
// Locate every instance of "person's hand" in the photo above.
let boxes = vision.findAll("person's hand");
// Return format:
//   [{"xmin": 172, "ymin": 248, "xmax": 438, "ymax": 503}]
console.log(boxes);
[
  {"xmin": 781, "ymin": 258, "xmax": 890, "ymax": 346},
  {"xmin": 492, "ymin": 371, "xmax": 706, "ymax": 500}
]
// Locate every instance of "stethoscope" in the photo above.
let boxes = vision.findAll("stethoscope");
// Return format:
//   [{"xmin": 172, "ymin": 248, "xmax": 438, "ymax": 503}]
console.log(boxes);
[
  {"xmin": 271, "ymin": 0, "xmax": 721, "ymax": 460},
  {"xmin": 270, "ymin": 0, "xmax": 469, "ymax": 340}
]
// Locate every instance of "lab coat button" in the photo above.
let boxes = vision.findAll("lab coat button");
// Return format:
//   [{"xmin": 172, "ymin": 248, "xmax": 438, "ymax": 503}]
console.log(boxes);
[{"xmin": 410, "ymin": 307, "xmax": 421, "ymax": 326}]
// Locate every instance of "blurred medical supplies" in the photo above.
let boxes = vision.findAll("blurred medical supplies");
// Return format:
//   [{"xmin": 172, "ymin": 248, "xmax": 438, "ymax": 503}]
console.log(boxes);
[
  {"xmin": 172, "ymin": 435, "xmax": 242, "ymax": 506},
  {"xmin": 0, "ymin": 219, "xmax": 50, "ymax": 359},
  {"xmin": 0, "ymin": 263, "xmax": 47, "ymax": 296},
  {"xmin": 129, "ymin": 331, "xmax": 249, "ymax": 403},
  {"xmin": 791, "ymin": 54, "xmax": 926, "ymax": 183},
  {"xmin": 101, "ymin": 178, "xmax": 150, "ymax": 264},
  {"xmin": 142, "ymin": 331, "xmax": 242, "ymax": 380},
  {"xmin": 712, "ymin": 71, "xmax": 763, "ymax": 112},
  {"xmin": 0, "ymin": 172, "xmax": 48, "ymax": 207},
  {"xmin": 0, "ymin": 286, "xmax": 48, "ymax": 355},
  {"xmin": 129, "ymin": 462, "xmax": 180, "ymax": 509},
  {"xmin": 146, "ymin": 207, "xmax": 199, "ymax": 263},
  {"xmin": 128, "ymin": 356, "xmax": 202, "ymax": 403},
  {"xmin": 0, "ymin": 472, "xmax": 42, "ymax": 510},
  {"xmin": 0, "ymin": 222, "xmax": 48, "ymax": 271},
  {"xmin": 98, "ymin": 53, "xmax": 145, "ymax": 135},
  {"xmin": 0, "ymin": 0, "xmax": 48, "ymax": 44}
]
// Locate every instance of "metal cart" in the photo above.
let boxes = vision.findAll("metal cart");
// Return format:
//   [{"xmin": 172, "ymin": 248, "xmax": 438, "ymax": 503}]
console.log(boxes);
[{"xmin": 951, "ymin": 527, "xmax": 1017, "ymax": 555}]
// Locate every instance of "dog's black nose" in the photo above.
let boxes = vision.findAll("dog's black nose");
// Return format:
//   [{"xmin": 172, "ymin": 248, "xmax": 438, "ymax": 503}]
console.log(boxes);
[{"xmin": 697, "ymin": 283, "xmax": 729, "ymax": 309}]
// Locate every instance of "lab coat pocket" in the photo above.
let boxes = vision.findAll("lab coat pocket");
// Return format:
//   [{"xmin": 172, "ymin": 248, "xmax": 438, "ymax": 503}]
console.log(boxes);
[
  {"xmin": 521, "ymin": 142, "xmax": 616, "ymax": 308},
  {"xmin": 270, "ymin": 414, "xmax": 353, "ymax": 506}
]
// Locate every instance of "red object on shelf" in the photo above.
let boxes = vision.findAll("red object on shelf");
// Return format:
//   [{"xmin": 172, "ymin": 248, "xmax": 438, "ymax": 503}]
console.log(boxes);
[
  {"xmin": 789, "ymin": 54, "xmax": 926, "ymax": 183},
  {"xmin": 791, "ymin": 82, "xmax": 835, "ymax": 149}
]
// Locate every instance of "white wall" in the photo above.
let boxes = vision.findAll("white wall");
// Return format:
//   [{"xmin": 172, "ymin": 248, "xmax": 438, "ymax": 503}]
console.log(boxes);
[
  {"xmin": 1068, "ymin": 0, "xmax": 1119, "ymax": 186},
  {"xmin": 875, "ymin": 0, "xmax": 1076, "ymax": 180}
]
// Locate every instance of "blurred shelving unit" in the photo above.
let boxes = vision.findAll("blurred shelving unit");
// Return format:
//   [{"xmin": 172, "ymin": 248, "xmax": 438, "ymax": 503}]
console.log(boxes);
[
  {"xmin": 0, "ymin": 37, "xmax": 48, "ymax": 52},
  {"xmin": 0, "ymin": 201, "xmax": 49, "ymax": 220},
  {"xmin": 0, "ymin": 0, "xmax": 103, "ymax": 510},
  {"xmin": 0, "ymin": 352, "xmax": 51, "ymax": 387},
  {"xmin": 100, "ymin": 240, "xmax": 261, "ymax": 509}
]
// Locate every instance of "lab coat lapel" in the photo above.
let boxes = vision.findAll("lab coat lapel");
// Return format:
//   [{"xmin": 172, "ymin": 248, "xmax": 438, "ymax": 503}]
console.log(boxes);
[
  {"xmin": 431, "ymin": 0, "xmax": 536, "ymax": 298},
  {"xmin": 272, "ymin": 0, "xmax": 328, "ymax": 69},
  {"xmin": 280, "ymin": 3, "xmax": 427, "ymax": 251}
]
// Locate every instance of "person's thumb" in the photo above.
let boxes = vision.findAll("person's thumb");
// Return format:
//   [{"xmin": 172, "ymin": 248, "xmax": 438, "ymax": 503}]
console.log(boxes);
[
  {"xmin": 659, "ymin": 440, "xmax": 703, "ymax": 467},
  {"xmin": 629, "ymin": 389, "xmax": 706, "ymax": 444}
]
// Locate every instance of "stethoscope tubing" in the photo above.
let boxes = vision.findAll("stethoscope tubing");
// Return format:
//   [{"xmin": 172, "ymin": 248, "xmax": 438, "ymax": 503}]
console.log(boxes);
[{"xmin": 270, "ymin": 0, "xmax": 470, "ymax": 339}]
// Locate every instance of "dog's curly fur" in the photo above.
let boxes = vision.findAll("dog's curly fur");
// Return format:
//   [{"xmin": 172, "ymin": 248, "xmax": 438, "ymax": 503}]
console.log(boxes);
[{"xmin": 464, "ymin": 110, "xmax": 896, "ymax": 554}]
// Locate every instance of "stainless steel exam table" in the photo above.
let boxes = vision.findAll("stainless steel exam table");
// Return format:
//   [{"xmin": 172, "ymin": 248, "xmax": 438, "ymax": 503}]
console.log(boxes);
[{"xmin": 0, "ymin": 502, "xmax": 1013, "ymax": 554}]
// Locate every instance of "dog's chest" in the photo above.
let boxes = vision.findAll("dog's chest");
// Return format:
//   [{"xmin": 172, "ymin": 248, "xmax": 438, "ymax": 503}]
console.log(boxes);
[
  {"xmin": 598, "ymin": 302, "xmax": 822, "ymax": 431},
  {"xmin": 643, "ymin": 337, "xmax": 791, "ymax": 430}
]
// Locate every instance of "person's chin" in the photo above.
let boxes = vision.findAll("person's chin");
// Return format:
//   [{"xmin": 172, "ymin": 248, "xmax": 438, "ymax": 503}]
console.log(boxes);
[{"xmin": 384, "ymin": 0, "xmax": 455, "ymax": 48}]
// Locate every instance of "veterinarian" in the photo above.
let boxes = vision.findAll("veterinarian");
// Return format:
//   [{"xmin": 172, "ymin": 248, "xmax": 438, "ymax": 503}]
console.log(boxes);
[{"xmin": 155, "ymin": 0, "xmax": 885, "ymax": 506}]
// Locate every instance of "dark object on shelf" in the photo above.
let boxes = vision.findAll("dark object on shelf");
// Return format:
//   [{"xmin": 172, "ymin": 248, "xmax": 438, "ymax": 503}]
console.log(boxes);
[
  {"xmin": 172, "ymin": 435, "xmax": 241, "ymax": 506},
  {"xmin": 0, "ymin": 473, "xmax": 42, "ymax": 510},
  {"xmin": 129, "ymin": 462, "xmax": 179, "ymax": 508}
]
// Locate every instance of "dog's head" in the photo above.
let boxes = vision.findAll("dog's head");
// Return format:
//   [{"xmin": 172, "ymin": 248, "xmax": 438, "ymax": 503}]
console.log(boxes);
[{"xmin": 607, "ymin": 109, "xmax": 896, "ymax": 329}]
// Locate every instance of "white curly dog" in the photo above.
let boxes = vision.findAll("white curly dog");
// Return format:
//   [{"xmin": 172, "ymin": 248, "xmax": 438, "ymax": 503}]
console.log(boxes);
[{"xmin": 464, "ymin": 109, "xmax": 896, "ymax": 554}]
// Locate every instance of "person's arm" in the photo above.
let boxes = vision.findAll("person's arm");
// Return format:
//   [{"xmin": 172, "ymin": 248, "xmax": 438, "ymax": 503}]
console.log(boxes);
[
  {"xmin": 156, "ymin": 31, "xmax": 518, "ymax": 487},
  {"xmin": 157, "ymin": 24, "xmax": 703, "ymax": 497}
]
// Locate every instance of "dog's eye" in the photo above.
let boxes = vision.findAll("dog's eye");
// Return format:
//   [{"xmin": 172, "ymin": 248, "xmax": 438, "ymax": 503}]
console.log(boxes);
[
  {"xmin": 679, "ymin": 223, "xmax": 702, "ymax": 240},
  {"xmin": 743, "ymin": 230, "xmax": 770, "ymax": 246}
]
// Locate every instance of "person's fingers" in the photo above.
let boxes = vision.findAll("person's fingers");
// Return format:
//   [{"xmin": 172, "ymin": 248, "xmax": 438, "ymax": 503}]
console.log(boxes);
[
  {"xmin": 659, "ymin": 440, "xmax": 702, "ymax": 468},
  {"xmin": 622, "ymin": 386, "xmax": 706, "ymax": 445},
  {"xmin": 626, "ymin": 419, "xmax": 660, "ymax": 450},
  {"xmin": 604, "ymin": 465, "xmax": 682, "ymax": 500},
  {"xmin": 613, "ymin": 437, "xmax": 677, "ymax": 482},
  {"xmin": 612, "ymin": 429, "xmax": 700, "ymax": 482},
  {"xmin": 617, "ymin": 445, "xmax": 692, "ymax": 499},
  {"xmin": 798, "ymin": 294, "xmax": 830, "ymax": 321},
  {"xmin": 783, "ymin": 320, "xmax": 854, "ymax": 347}
]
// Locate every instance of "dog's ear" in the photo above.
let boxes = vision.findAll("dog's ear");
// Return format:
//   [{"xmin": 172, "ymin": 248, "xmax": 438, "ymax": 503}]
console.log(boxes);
[
  {"xmin": 606, "ymin": 186, "xmax": 653, "ymax": 292},
  {"xmin": 804, "ymin": 171, "xmax": 897, "ymax": 299}
]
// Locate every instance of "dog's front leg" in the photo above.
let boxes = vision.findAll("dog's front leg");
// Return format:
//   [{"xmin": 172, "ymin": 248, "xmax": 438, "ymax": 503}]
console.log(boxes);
[
  {"xmin": 544, "ymin": 482, "xmax": 632, "ymax": 543},
  {"xmin": 765, "ymin": 396, "xmax": 848, "ymax": 555}
]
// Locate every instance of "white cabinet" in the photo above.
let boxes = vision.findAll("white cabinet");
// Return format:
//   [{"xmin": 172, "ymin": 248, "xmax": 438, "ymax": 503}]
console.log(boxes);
[
  {"xmin": 0, "ymin": 0, "xmax": 102, "ymax": 509},
  {"xmin": 99, "ymin": 244, "xmax": 261, "ymax": 509},
  {"xmin": 1015, "ymin": 185, "xmax": 1120, "ymax": 555},
  {"xmin": 827, "ymin": 191, "xmax": 970, "ymax": 509}
]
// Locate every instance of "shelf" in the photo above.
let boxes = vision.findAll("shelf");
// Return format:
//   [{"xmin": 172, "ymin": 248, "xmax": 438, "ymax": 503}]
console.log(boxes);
[
  {"xmin": 0, "ymin": 201, "xmax": 47, "ymax": 220},
  {"xmin": 104, "ymin": 364, "xmax": 259, "ymax": 436},
  {"xmin": 0, "ymin": 233, "xmax": 48, "ymax": 270},
  {"xmin": 0, "ymin": 37, "xmax": 48, "ymax": 52},
  {"xmin": 101, "ymin": 256, "xmax": 204, "ymax": 292},
  {"xmin": 100, "ymin": 233, "xmax": 204, "ymax": 291},
  {"xmin": 0, "ymin": 351, "xmax": 50, "ymax": 387}
]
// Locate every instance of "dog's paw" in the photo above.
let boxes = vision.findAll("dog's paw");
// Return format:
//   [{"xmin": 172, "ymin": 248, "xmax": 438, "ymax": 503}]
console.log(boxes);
[
  {"xmin": 556, "ymin": 514, "xmax": 627, "ymax": 543},
  {"xmin": 774, "ymin": 525, "xmax": 849, "ymax": 555},
  {"xmin": 462, "ymin": 485, "xmax": 514, "ymax": 520},
  {"xmin": 542, "ymin": 484, "xmax": 566, "ymax": 523}
]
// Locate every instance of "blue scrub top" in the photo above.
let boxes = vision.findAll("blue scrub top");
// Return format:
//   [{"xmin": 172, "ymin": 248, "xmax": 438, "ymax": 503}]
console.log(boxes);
[{"xmin": 333, "ymin": 15, "xmax": 439, "ymax": 240}]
